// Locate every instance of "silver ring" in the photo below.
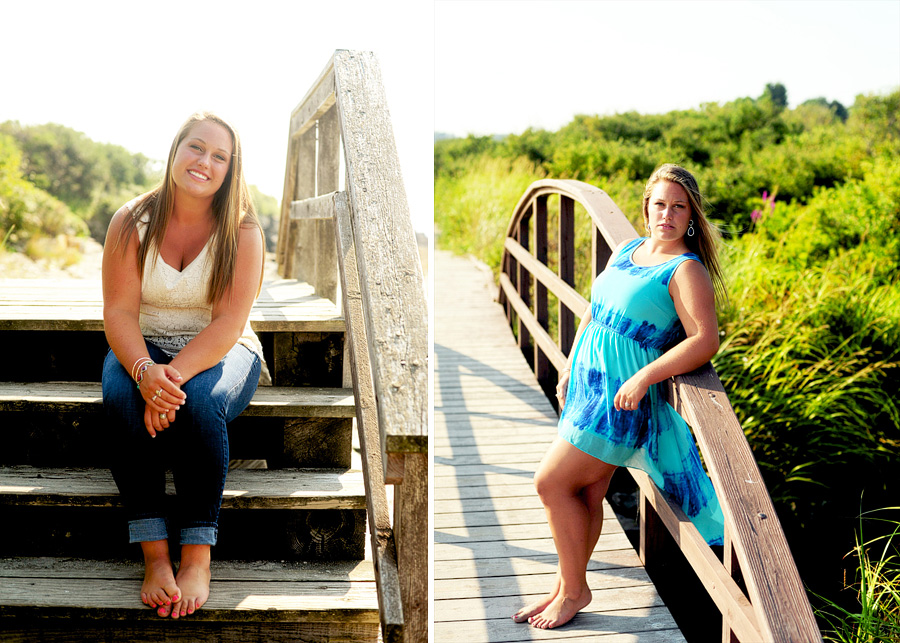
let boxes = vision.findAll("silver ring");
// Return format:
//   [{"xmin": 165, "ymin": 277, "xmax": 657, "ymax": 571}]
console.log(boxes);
[
  {"xmin": 151, "ymin": 395, "xmax": 157, "ymax": 402},
  {"xmin": 160, "ymin": 413, "xmax": 167, "ymax": 420},
  {"xmin": 155, "ymin": 388, "xmax": 163, "ymax": 397}
]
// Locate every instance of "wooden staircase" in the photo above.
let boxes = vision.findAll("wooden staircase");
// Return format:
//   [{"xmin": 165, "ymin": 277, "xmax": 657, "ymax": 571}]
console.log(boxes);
[
  {"xmin": 0, "ymin": 277, "xmax": 381, "ymax": 642},
  {"xmin": 0, "ymin": 49, "xmax": 427, "ymax": 643}
]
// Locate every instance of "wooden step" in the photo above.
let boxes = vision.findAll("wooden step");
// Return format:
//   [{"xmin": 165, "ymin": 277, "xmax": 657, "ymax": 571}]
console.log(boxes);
[
  {"xmin": 0, "ymin": 383, "xmax": 356, "ymax": 469},
  {"xmin": 0, "ymin": 382, "xmax": 355, "ymax": 417},
  {"xmin": 0, "ymin": 467, "xmax": 366, "ymax": 561},
  {"xmin": 0, "ymin": 278, "xmax": 345, "ymax": 332},
  {"xmin": 0, "ymin": 466, "xmax": 365, "ymax": 509},
  {"xmin": 0, "ymin": 557, "xmax": 379, "ymax": 642},
  {"xmin": 0, "ymin": 277, "xmax": 347, "ymax": 387}
]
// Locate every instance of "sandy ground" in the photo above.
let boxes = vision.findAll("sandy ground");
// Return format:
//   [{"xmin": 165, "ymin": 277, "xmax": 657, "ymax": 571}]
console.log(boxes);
[{"xmin": 0, "ymin": 237, "xmax": 105, "ymax": 279}]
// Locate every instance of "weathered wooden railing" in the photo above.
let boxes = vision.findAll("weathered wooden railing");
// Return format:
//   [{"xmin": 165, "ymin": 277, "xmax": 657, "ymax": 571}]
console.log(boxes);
[
  {"xmin": 276, "ymin": 50, "xmax": 427, "ymax": 643},
  {"xmin": 499, "ymin": 178, "xmax": 822, "ymax": 642}
]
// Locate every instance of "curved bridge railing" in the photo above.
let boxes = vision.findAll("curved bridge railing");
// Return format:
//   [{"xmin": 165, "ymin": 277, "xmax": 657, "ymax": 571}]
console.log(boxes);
[
  {"xmin": 499, "ymin": 178, "xmax": 821, "ymax": 642},
  {"xmin": 276, "ymin": 50, "xmax": 427, "ymax": 643}
]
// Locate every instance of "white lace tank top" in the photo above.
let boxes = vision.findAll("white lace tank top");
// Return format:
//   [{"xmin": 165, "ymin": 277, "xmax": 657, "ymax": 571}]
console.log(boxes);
[{"xmin": 134, "ymin": 209, "xmax": 264, "ymax": 363}]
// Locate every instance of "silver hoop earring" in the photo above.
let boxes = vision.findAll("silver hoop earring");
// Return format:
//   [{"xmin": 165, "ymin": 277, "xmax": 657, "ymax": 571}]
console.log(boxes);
[{"xmin": 687, "ymin": 220, "xmax": 695, "ymax": 237}]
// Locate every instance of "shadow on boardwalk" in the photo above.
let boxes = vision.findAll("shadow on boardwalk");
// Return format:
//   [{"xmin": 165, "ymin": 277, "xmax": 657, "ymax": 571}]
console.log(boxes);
[{"xmin": 433, "ymin": 250, "xmax": 685, "ymax": 642}]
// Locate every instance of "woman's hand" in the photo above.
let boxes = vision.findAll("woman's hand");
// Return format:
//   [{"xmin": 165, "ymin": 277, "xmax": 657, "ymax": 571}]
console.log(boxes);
[
  {"xmin": 139, "ymin": 364, "xmax": 186, "ymax": 437},
  {"xmin": 556, "ymin": 370, "xmax": 571, "ymax": 410},
  {"xmin": 614, "ymin": 374, "xmax": 649, "ymax": 412}
]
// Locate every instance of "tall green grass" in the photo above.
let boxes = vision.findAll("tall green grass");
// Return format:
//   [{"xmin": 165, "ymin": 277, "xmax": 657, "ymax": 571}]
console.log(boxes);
[
  {"xmin": 817, "ymin": 509, "xmax": 900, "ymax": 642},
  {"xmin": 434, "ymin": 155, "xmax": 546, "ymax": 270}
]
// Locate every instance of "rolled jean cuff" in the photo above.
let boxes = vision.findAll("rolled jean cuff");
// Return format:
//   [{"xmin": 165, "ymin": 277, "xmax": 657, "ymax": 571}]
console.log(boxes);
[
  {"xmin": 128, "ymin": 518, "xmax": 168, "ymax": 543},
  {"xmin": 180, "ymin": 526, "xmax": 218, "ymax": 546}
]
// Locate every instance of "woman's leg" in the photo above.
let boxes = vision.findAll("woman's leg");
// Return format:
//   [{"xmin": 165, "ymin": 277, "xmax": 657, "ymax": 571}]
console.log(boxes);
[
  {"xmin": 103, "ymin": 344, "xmax": 181, "ymax": 616},
  {"xmin": 514, "ymin": 438, "xmax": 616, "ymax": 629},
  {"xmin": 167, "ymin": 344, "xmax": 261, "ymax": 618},
  {"xmin": 511, "ymin": 477, "xmax": 609, "ymax": 623}
]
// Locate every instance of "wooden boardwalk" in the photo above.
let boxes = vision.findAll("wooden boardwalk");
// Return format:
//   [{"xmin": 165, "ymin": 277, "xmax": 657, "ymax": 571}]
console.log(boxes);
[{"xmin": 433, "ymin": 250, "xmax": 685, "ymax": 643}]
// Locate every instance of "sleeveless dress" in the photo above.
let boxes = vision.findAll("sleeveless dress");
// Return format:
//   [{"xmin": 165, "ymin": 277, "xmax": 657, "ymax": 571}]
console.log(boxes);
[{"xmin": 558, "ymin": 237, "xmax": 724, "ymax": 546}]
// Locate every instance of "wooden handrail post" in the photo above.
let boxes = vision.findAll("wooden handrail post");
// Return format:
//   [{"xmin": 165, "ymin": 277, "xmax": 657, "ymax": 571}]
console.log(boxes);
[
  {"xmin": 559, "ymin": 195, "xmax": 576, "ymax": 356},
  {"xmin": 534, "ymin": 197, "xmax": 550, "ymax": 396},
  {"xmin": 592, "ymin": 222, "xmax": 611, "ymax": 281},
  {"xmin": 517, "ymin": 216, "xmax": 531, "ymax": 356},
  {"xmin": 313, "ymin": 104, "xmax": 340, "ymax": 304}
]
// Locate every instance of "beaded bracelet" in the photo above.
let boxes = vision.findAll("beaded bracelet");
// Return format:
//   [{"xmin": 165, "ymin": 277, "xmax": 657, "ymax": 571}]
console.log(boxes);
[{"xmin": 135, "ymin": 361, "xmax": 155, "ymax": 389}]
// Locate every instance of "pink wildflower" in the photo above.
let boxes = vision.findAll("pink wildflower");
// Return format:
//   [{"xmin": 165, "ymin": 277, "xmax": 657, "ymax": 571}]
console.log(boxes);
[{"xmin": 751, "ymin": 209, "xmax": 761, "ymax": 222}]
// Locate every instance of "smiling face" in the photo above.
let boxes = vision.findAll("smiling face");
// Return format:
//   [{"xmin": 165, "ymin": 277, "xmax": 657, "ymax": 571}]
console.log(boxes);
[
  {"xmin": 171, "ymin": 120, "xmax": 233, "ymax": 201},
  {"xmin": 646, "ymin": 180, "xmax": 691, "ymax": 241}
]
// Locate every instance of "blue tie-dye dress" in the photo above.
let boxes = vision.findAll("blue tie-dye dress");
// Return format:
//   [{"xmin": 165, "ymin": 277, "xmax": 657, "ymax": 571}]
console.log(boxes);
[{"xmin": 558, "ymin": 237, "xmax": 724, "ymax": 546}]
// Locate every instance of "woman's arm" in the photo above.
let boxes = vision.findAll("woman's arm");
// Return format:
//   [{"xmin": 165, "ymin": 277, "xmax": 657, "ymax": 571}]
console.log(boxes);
[
  {"xmin": 167, "ymin": 224, "xmax": 264, "ymax": 382},
  {"xmin": 102, "ymin": 206, "xmax": 186, "ymax": 436},
  {"xmin": 613, "ymin": 259, "xmax": 719, "ymax": 411}
]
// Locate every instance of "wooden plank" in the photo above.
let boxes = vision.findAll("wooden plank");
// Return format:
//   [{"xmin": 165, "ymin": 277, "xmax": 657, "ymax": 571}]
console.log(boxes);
[
  {"xmin": 436, "ymin": 518, "xmax": 621, "ymax": 542},
  {"xmin": 0, "ymin": 278, "xmax": 344, "ymax": 332},
  {"xmin": 434, "ymin": 532, "xmax": 634, "ymax": 562},
  {"xmin": 435, "ymin": 566, "xmax": 653, "ymax": 601},
  {"xmin": 667, "ymin": 363, "xmax": 821, "ymax": 642},
  {"xmin": 433, "ymin": 548, "xmax": 642, "ymax": 581},
  {"xmin": 0, "ymin": 382, "xmax": 355, "ymax": 418},
  {"xmin": 289, "ymin": 57, "xmax": 336, "ymax": 138},
  {"xmin": 333, "ymin": 50, "xmax": 427, "ymax": 455},
  {"xmin": 290, "ymin": 192, "xmax": 340, "ymax": 221},
  {"xmin": 0, "ymin": 576, "xmax": 378, "ymax": 621},
  {"xmin": 334, "ymin": 189, "xmax": 405, "ymax": 642},
  {"xmin": 0, "ymin": 620, "xmax": 379, "ymax": 643},
  {"xmin": 315, "ymin": 103, "xmax": 341, "ymax": 305},
  {"xmin": 558, "ymin": 195, "xmax": 576, "ymax": 358},
  {"xmin": 633, "ymin": 469, "xmax": 760, "ymax": 642},
  {"xmin": 434, "ymin": 495, "xmax": 556, "ymax": 516},
  {"xmin": 0, "ymin": 466, "xmax": 365, "ymax": 510},
  {"xmin": 287, "ymin": 127, "xmax": 317, "ymax": 282},
  {"xmin": 434, "ymin": 609, "xmax": 683, "ymax": 642},
  {"xmin": 499, "ymin": 273, "xmax": 567, "ymax": 374},
  {"xmin": 438, "ymin": 586, "xmax": 667, "ymax": 622},
  {"xmin": 503, "ymin": 237, "xmax": 589, "ymax": 320},
  {"xmin": 0, "ymin": 557, "xmax": 373, "ymax": 583},
  {"xmin": 276, "ymin": 131, "xmax": 298, "ymax": 272}
]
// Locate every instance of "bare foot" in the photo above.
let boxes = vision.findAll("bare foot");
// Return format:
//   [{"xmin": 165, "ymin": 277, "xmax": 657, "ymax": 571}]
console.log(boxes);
[
  {"xmin": 512, "ymin": 573, "xmax": 561, "ymax": 623},
  {"xmin": 170, "ymin": 545, "xmax": 211, "ymax": 619},
  {"xmin": 140, "ymin": 541, "xmax": 180, "ymax": 618},
  {"xmin": 529, "ymin": 586, "xmax": 592, "ymax": 629}
]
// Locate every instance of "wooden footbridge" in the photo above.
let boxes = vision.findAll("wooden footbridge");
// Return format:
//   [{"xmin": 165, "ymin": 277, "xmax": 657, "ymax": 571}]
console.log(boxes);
[
  {"xmin": 435, "ymin": 180, "xmax": 823, "ymax": 642},
  {"xmin": 0, "ymin": 50, "xmax": 426, "ymax": 643}
]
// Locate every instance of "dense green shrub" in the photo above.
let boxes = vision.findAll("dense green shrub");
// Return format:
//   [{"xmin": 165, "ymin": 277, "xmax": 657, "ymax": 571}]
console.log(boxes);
[{"xmin": 0, "ymin": 133, "xmax": 87, "ymax": 250}]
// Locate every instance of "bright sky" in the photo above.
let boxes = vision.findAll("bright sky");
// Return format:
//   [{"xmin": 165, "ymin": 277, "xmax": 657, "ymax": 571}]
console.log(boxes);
[
  {"xmin": 0, "ymin": 0, "xmax": 434, "ymax": 234},
  {"xmin": 435, "ymin": 0, "xmax": 900, "ymax": 137}
]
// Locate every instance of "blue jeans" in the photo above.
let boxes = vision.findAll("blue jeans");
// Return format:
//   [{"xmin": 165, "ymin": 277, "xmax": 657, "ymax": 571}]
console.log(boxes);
[{"xmin": 102, "ymin": 340, "xmax": 261, "ymax": 545}]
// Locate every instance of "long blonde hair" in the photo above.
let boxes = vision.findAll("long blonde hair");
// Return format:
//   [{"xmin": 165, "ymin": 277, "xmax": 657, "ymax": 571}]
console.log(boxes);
[
  {"xmin": 642, "ymin": 163, "xmax": 727, "ymax": 305},
  {"xmin": 116, "ymin": 112, "xmax": 262, "ymax": 304}
]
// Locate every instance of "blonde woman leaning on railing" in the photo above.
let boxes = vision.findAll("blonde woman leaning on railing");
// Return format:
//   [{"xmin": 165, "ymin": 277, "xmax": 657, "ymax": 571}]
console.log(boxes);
[{"xmin": 512, "ymin": 164, "xmax": 727, "ymax": 630}]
